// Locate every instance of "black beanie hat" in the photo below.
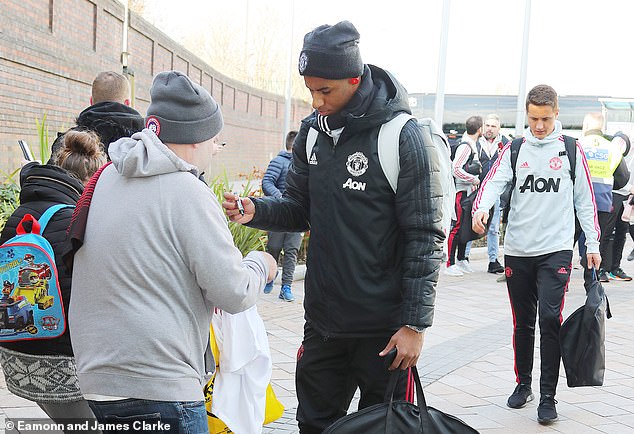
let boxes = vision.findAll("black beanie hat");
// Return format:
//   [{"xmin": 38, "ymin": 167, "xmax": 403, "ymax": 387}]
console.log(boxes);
[
  {"xmin": 298, "ymin": 21, "xmax": 364, "ymax": 80},
  {"xmin": 145, "ymin": 71, "xmax": 223, "ymax": 145}
]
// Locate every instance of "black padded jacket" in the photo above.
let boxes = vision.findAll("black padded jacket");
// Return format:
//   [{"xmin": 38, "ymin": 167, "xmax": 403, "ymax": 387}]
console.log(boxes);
[
  {"xmin": 0, "ymin": 163, "xmax": 83, "ymax": 356},
  {"xmin": 249, "ymin": 65, "xmax": 444, "ymax": 337}
]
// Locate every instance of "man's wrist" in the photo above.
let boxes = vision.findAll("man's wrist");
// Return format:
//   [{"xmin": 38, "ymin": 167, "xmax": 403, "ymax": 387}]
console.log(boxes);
[{"xmin": 405, "ymin": 325, "xmax": 425, "ymax": 333}]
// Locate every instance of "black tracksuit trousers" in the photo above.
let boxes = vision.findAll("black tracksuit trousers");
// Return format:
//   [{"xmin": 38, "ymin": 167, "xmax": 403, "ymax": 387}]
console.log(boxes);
[
  {"xmin": 295, "ymin": 324, "xmax": 408, "ymax": 434},
  {"xmin": 505, "ymin": 250, "xmax": 572, "ymax": 396}
]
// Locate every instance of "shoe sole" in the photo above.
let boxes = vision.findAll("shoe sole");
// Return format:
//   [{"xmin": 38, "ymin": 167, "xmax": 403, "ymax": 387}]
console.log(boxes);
[
  {"xmin": 279, "ymin": 296, "xmax": 295, "ymax": 302},
  {"xmin": 537, "ymin": 415, "xmax": 558, "ymax": 424},
  {"xmin": 507, "ymin": 393, "xmax": 534, "ymax": 409},
  {"xmin": 611, "ymin": 276, "xmax": 632, "ymax": 281}
]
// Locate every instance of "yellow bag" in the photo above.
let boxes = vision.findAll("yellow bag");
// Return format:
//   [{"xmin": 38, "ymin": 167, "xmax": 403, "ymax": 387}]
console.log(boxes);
[{"xmin": 205, "ymin": 323, "xmax": 284, "ymax": 433}]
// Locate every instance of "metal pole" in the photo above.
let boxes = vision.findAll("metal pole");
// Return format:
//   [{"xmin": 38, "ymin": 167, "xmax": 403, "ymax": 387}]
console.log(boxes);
[
  {"xmin": 121, "ymin": 0, "xmax": 134, "ymax": 106},
  {"xmin": 283, "ymin": 0, "xmax": 295, "ymax": 145},
  {"xmin": 121, "ymin": 0, "xmax": 129, "ymax": 70},
  {"xmin": 434, "ymin": 0, "xmax": 451, "ymax": 129},
  {"xmin": 514, "ymin": 0, "xmax": 531, "ymax": 137}
]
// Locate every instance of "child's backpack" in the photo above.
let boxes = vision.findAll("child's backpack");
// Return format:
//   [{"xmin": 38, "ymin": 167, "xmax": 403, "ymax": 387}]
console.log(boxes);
[{"xmin": 0, "ymin": 204, "xmax": 74, "ymax": 341}]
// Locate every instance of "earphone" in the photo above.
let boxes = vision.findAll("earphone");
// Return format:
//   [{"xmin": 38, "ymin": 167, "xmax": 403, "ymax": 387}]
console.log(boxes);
[{"xmin": 349, "ymin": 77, "xmax": 360, "ymax": 85}]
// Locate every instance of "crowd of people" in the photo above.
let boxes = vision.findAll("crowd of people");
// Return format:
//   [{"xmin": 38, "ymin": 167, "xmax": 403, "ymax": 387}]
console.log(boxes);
[{"xmin": 0, "ymin": 18, "xmax": 631, "ymax": 434}]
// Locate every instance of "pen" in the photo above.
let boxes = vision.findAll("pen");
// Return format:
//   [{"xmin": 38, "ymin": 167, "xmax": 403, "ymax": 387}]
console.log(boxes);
[{"xmin": 235, "ymin": 194, "xmax": 245, "ymax": 216}]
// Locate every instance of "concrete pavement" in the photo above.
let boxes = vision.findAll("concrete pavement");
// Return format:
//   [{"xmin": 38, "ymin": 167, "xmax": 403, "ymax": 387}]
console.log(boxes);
[
  {"xmin": 260, "ymin": 245, "xmax": 634, "ymax": 434},
  {"xmin": 2, "ymin": 245, "xmax": 634, "ymax": 433}
]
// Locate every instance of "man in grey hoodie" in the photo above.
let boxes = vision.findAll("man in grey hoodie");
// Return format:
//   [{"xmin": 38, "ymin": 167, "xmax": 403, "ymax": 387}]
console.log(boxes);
[{"xmin": 68, "ymin": 71, "xmax": 276, "ymax": 433}]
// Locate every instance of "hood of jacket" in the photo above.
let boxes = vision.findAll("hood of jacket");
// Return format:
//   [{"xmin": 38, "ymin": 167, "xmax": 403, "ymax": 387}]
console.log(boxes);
[
  {"xmin": 277, "ymin": 150, "xmax": 292, "ymax": 160},
  {"xmin": 524, "ymin": 120, "xmax": 563, "ymax": 146},
  {"xmin": 76, "ymin": 101, "xmax": 145, "ymax": 151},
  {"xmin": 76, "ymin": 101, "xmax": 145, "ymax": 133},
  {"xmin": 302, "ymin": 64, "xmax": 412, "ymax": 134},
  {"xmin": 108, "ymin": 129, "xmax": 199, "ymax": 178},
  {"xmin": 18, "ymin": 162, "xmax": 84, "ymax": 204}
]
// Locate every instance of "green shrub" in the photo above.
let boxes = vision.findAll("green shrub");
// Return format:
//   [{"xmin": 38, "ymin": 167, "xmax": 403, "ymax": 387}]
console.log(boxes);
[
  {"xmin": 209, "ymin": 170, "xmax": 267, "ymax": 256},
  {"xmin": 36, "ymin": 114, "xmax": 51, "ymax": 163},
  {"xmin": 0, "ymin": 168, "xmax": 20, "ymax": 232}
]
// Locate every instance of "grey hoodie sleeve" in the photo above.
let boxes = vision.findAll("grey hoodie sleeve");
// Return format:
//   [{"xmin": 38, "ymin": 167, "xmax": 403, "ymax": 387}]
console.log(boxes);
[{"xmin": 174, "ymin": 182, "xmax": 270, "ymax": 314}]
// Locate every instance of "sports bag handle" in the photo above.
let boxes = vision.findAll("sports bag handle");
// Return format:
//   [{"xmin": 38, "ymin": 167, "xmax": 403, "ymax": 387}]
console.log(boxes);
[
  {"xmin": 384, "ymin": 366, "xmax": 432, "ymax": 432},
  {"xmin": 15, "ymin": 204, "xmax": 74, "ymax": 236}
]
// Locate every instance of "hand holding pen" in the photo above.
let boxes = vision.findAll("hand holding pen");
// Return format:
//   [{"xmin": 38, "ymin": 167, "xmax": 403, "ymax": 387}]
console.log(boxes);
[
  {"xmin": 221, "ymin": 192, "xmax": 255, "ymax": 224},
  {"xmin": 235, "ymin": 193, "xmax": 245, "ymax": 216}
]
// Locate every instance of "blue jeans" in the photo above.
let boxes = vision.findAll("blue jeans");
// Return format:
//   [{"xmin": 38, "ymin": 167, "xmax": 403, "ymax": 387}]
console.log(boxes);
[{"xmin": 88, "ymin": 399, "xmax": 207, "ymax": 434}]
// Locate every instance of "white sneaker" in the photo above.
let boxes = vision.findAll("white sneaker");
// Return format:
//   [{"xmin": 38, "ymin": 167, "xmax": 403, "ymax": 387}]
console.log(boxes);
[
  {"xmin": 445, "ymin": 264, "xmax": 464, "ymax": 276},
  {"xmin": 457, "ymin": 260, "xmax": 474, "ymax": 273}
]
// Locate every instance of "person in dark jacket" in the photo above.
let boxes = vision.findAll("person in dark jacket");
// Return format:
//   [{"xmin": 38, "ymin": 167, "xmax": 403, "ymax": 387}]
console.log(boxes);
[
  {"xmin": 0, "ymin": 130, "xmax": 106, "ymax": 431},
  {"xmin": 49, "ymin": 71, "xmax": 144, "ymax": 160},
  {"xmin": 223, "ymin": 21, "xmax": 444, "ymax": 433},
  {"xmin": 262, "ymin": 130, "xmax": 302, "ymax": 301}
]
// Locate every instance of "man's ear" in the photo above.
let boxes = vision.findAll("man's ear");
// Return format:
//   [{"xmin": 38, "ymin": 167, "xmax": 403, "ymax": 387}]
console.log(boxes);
[{"xmin": 89, "ymin": 97, "xmax": 93, "ymax": 105}]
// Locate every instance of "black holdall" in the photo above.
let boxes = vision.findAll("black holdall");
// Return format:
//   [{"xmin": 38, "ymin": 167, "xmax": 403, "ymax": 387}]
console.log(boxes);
[
  {"xmin": 456, "ymin": 190, "xmax": 494, "ymax": 244},
  {"xmin": 560, "ymin": 270, "xmax": 612, "ymax": 387},
  {"xmin": 323, "ymin": 365, "xmax": 480, "ymax": 434}
]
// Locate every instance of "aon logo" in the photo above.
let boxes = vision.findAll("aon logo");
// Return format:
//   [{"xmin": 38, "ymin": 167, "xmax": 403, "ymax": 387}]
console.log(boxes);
[
  {"xmin": 342, "ymin": 178, "xmax": 366, "ymax": 191},
  {"xmin": 519, "ymin": 175, "xmax": 561, "ymax": 193}
]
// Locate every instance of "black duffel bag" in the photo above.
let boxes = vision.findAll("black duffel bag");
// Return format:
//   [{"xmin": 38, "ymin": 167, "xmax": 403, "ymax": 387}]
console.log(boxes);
[
  {"xmin": 560, "ymin": 272, "xmax": 612, "ymax": 387},
  {"xmin": 323, "ymin": 366, "xmax": 480, "ymax": 434},
  {"xmin": 456, "ymin": 189, "xmax": 494, "ymax": 244}
]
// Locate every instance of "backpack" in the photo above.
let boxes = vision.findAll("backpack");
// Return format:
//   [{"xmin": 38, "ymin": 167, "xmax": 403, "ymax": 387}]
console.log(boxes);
[
  {"xmin": 305, "ymin": 114, "xmax": 456, "ymax": 236},
  {"xmin": 0, "ymin": 204, "xmax": 74, "ymax": 341},
  {"xmin": 501, "ymin": 135, "xmax": 577, "ymax": 223}
]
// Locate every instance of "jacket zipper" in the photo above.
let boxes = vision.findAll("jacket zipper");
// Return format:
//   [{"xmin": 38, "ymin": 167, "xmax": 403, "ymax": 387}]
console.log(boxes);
[{"xmin": 26, "ymin": 176, "xmax": 81, "ymax": 197}]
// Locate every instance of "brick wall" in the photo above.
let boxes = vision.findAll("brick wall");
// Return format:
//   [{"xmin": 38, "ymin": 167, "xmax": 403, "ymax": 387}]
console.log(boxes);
[{"xmin": 0, "ymin": 0, "xmax": 310, "ymax": 178}]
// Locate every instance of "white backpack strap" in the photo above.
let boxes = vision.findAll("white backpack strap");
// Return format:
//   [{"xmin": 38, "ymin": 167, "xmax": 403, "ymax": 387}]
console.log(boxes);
[
  {"xmin": 377, "ymin": 113, "xmax": 416, "ymax": 193},
  {"xmin": 305, "ymin": 127, "xmax": 318, "ymax": 162}
]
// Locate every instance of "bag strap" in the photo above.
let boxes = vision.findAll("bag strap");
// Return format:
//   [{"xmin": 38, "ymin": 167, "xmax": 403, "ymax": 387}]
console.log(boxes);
[
  {"xmin": 591, "ymin": 268, "xmax": 613, "ymax": 319},
  {"xmin": 38, "ymin": 204, "xmax": 75, "ymax": 233},
  {"xmin": 384, "ymin": 366, "xmax": 432, "ymax": 432},
  {"xmin": 562, "ymin": 135, "xmax": 577, "ymax": 184},
  {"xmin": 14, "ymin": 204, "xmax": 75, "ymax": 236},
  {"xmin": 377, "ymin": 113, "xmax": 415, "ymax": 193},
  {"xmin": 305, "ymin": 113, "xmax": 415, "ymax": 194}
]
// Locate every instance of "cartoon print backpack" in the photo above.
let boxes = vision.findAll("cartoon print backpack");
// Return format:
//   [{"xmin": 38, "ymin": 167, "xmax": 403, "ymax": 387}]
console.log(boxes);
[{"xmin": 0, "ymin": 204, "xmax": 74, "ymax": 341}]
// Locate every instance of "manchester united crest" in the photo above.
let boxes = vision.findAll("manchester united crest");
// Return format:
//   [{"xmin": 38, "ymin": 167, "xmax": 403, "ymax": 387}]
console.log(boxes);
[
  {"xmin": 346, "ymin": 152, "xmax": 368, "ymax": 177},
  {"xmin": 549, "ymin": 156, "xmax": 562, "ymax": 170}
]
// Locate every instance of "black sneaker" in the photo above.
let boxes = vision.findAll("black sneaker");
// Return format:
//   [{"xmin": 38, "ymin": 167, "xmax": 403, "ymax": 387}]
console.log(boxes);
[
  {"xmin": 488, "ymin": 260, "xmax": 505, "ymax": 274},
  {"xmin": 537, "ymin": 394, "xmax": 558, "ymax": 424},
  {"xmin": 609, "ymin": 267, "xmax": 632, "ymax": 281},
  {"xmin": 507, "ymin": 384, "xmax": 534, "ymax": 408},
  {"xmin": 598, "ymin": 269, "xmax": 610, "ymax": 283}
]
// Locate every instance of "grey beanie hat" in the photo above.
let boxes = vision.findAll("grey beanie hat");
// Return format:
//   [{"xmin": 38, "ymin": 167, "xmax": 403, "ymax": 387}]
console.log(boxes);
[
  {"xmin": 298, "ymin": 21, "xmax": 363, "ymax": 80},
  {"xmin": 145, "ymin": 71, "xmax": 223, "ymax": 144}
]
